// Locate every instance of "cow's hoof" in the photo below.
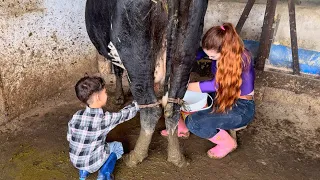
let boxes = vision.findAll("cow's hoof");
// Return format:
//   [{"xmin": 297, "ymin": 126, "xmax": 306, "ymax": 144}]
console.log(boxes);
[
  {"xmin": 123, "ymin": 151, "xmax": 147, "ymax": 168},
  {"xmin": 167, "ymin": 155, "xmax": 189, "ymax": 168}
]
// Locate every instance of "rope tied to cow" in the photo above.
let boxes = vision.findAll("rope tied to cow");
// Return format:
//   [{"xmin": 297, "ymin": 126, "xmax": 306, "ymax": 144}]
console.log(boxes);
[
  {"xmin": 138, "ymin": 100, "xmax": 162, "ymax": 109},
  {"xmin": 167, "ymin": 98, "xmax": 184, "ymax": 105},
  {"xmin": 138, "ymin": 98, "xmax": 185, "ymax": 109}
]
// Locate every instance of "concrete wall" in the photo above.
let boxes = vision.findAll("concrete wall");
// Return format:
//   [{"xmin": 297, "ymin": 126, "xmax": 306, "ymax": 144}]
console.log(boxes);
[
  {"xmin": 0, "ymin": 0, "xmax": 98, "ymax": 122},
  {"xmin": 205, "ymin": 0, "xmax": 320, "ymax": 75}
]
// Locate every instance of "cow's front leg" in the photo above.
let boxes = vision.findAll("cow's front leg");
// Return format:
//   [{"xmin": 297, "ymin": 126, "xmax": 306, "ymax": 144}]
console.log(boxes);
[
  {"xmin": 125, "ymin": 106, "xmax": 162, "ymax": 167},
  {"xmin": 113, "ymin": 65, "xmax": 125, "ymax": 105},
  {"xmin": 165, "ymin": 103, "xmax": 189, "ymax": 167}
]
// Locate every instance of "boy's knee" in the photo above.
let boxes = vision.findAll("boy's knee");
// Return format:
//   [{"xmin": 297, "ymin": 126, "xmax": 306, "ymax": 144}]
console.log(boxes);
[{"xmin": 108, "ymin": 142, "xmax": 124, "ymax": 159}]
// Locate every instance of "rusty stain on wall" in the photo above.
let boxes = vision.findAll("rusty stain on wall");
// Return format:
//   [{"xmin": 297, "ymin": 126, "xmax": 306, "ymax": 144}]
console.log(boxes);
[{"xmin": 3, "ymin": 56, "xmax": 97, "ymax": 120}]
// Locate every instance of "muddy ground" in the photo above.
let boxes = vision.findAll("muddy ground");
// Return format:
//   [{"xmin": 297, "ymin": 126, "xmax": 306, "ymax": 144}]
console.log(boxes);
[{"xmin": 0, "ymin": 72, "xmax": 319, "ymax": 180}]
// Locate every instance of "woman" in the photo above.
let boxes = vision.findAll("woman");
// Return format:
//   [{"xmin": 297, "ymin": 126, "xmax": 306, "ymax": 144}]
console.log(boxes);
[{"xmin": 161, "ymin": 23, "xmax": 255, "ymax": 159}]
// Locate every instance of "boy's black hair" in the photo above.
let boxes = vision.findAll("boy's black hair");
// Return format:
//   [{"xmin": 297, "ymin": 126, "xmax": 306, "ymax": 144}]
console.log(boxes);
[{"xmin": 75, "ymin": 76, "xmax": 106, "ymax": 104}]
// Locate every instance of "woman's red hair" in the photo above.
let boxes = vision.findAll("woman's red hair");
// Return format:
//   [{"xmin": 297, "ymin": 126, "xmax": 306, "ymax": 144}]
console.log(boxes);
[{"xmin": 202, "ymin": 23, "xmax": 249, "ymax": 113}]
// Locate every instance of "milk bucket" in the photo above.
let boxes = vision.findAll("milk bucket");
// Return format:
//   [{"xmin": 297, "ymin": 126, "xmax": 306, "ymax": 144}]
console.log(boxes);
[{"xmin": 181, "ymin": 90, "xmax": 213, "ymax": 112}]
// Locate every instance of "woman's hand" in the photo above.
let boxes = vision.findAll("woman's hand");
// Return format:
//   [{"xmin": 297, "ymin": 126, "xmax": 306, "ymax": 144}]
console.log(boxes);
[{"xmin": 187, "ymin": 82, "xmax": 202, "ymax": 92}]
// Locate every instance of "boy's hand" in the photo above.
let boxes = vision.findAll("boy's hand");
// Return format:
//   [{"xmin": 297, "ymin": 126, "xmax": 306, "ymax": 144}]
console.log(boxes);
[
  {"xmin": 132, "ymin": 100, "xmax": 139, "ymax": 110},
  {"xmin": 124, "ymin": 100, "xmax": 135, "ymax": 106},
  {"xmin": 124, "ymin": 100, "xmax": 139, "ymax": 111}
]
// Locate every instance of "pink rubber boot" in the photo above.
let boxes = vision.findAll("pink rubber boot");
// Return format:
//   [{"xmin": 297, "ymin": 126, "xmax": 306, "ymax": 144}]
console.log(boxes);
[
  {"xmin": 207, "ymin": 129, "xmax": 237, "ymax": 159},
  {"xmin": 161, "ymin": 116, "xmax": 190, "ymax": 139}
]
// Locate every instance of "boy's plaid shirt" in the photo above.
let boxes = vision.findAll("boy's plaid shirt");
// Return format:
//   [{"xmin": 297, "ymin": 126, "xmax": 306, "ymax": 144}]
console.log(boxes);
[{"xmin": 67, "ymin": 101, "xmax": 139, "ymax": 173}]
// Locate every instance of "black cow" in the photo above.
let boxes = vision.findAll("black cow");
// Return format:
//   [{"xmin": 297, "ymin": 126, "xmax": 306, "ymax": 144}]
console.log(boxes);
[{"xmin": 85, "ymin": 0, "xmax": 208, "ymax": 167}]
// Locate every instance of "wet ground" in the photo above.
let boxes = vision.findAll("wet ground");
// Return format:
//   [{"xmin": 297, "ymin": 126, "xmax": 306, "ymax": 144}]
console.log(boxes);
[{"xmin": 0, "ymin": 72, "xmax": 320, "ymax": 180}]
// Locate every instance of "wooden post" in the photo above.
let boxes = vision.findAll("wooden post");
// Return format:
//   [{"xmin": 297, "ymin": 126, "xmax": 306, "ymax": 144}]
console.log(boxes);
[
  {"xmin": 256, "ymin": 0, "xmax": 278, "ymax": 71},
  {"xmin": 288, "ymin": 0, "xmax": 300, "ymax": 75},
  {"xmin": 236, "ymin": 0, "xmax": 256, "ymax": 34}
]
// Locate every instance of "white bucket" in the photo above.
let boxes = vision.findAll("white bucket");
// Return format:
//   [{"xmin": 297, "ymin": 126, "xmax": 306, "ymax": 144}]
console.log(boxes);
[{"xmin": 181, "ymin": 90, "xmax": 213, "ymax": 112}]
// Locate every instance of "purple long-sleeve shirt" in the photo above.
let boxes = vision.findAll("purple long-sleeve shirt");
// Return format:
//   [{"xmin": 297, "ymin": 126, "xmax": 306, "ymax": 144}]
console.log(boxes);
[{"xmin": 196, "ymin": 48, "xmax": 255, "ymax": 96}]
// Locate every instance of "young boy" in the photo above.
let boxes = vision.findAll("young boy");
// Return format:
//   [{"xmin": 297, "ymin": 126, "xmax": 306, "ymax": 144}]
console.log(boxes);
[{"xmin": 67, "ymin": 76, "xmax": 139, "ymax": 180}]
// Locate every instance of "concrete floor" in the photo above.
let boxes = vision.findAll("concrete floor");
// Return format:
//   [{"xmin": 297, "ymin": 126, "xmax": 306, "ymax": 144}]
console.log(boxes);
[{"xmin": 0, "ymin": 71, "xmax": 319, "ymax": 180}]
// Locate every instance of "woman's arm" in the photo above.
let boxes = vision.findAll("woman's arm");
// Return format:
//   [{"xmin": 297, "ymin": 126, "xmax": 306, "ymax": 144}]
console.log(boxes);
[
  {"xmin": 196, "ymin": 47, "xmax": 207, "ymax": 61},
  {"xmin": 187, "ymin": 82, "xmax": 202, "ymax": 92},
  {"xmin": 187, "ymin": 78, "xmax": 217, "ymax": 93},
  {"xmin": 199, "ymin": 79, "xmax": 216, "ymax": 93}
]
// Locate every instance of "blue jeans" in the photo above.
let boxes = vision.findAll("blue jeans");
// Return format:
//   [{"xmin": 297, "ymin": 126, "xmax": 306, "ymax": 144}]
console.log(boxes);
[{"xmin": 185, "ymin": 93, "xmax": 255, "ymax": 139}]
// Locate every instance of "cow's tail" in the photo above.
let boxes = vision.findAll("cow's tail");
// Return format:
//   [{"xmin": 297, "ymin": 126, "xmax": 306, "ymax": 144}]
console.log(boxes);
[{"xmin": 164, "ymin": 0, "xmax": 179, "ymax": 95}]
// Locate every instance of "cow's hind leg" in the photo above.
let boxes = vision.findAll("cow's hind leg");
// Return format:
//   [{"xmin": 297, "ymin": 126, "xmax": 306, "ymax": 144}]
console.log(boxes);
[
  {"xmin": 113, "ymin": 65, "xmax": 125, "ymax": 105},
  {"xmin": 165, "ymin": 103, "xmax": 189, "ymax": 167},
  {"xmin": 168, "ymin": 130, "xmax": 188, "ymax": 167},
  {"xmin": 125, "ymin": 106, "xmax": 162, "ymax": 167},
  {"xmin": 108, "ymin": 0, "xmax": 164, "ymax": 167},
  {"xmin": 163, "ymin": 0, "xmax": 208, "ymax": 167}
]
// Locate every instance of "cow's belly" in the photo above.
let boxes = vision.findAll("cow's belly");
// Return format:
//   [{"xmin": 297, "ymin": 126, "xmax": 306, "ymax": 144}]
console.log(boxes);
[
  {"xmin": 154, "ymin": 42, "xmax": 168, "ymax": 107},
  {"xmin": 154, "ymin": 40, "xmax": 166, "ymax": 85}
]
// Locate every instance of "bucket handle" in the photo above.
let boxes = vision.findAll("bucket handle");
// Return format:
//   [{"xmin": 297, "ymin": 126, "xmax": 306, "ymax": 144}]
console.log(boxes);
[
  {"xmin": 198, "ymin": 93, "xmax": 213, "ymax": 111},
  {"xmin": 181, "ymin": 93, "xmax": 214, "ymax": 112}
]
